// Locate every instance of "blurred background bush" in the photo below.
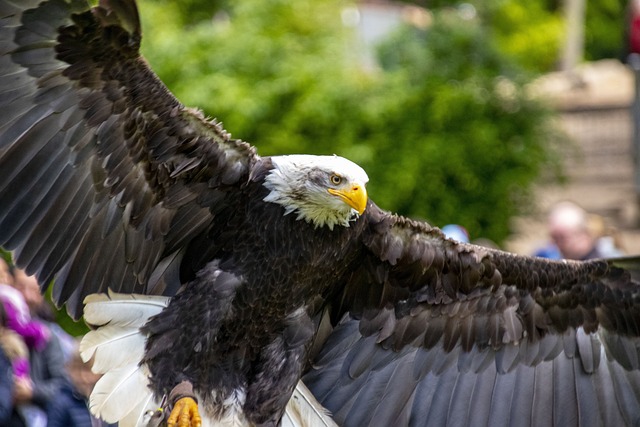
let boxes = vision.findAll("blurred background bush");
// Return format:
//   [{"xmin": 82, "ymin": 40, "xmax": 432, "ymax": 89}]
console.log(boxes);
[{"xmin": 138, "ymin": 0, "xmax": 578, "ymax": 242}]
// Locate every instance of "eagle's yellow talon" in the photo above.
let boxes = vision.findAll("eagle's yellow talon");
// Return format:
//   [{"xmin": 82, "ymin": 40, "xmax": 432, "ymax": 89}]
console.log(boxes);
[{"xmin": 167, "ymin": 397, "xmax": 201, "ymax": 427}]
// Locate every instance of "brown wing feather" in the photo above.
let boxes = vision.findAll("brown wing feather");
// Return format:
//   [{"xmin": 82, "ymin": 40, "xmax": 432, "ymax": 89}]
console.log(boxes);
[
  {"xmin": 307, "ymin": 203, "xmax": 640, "ymax": 425},
  {"xmin": 0, "ymin": 0, "xmax": 257, "ymax": 317},
  {"xmin": 334, "ymin": 203, "xmax": 639, "ymax": 353}
]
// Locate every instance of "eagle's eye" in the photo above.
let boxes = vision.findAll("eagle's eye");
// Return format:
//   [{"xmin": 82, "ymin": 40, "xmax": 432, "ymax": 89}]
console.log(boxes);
[{"xmin": 330, "ymin": 174, "xmax": 342, "ymax": 185}]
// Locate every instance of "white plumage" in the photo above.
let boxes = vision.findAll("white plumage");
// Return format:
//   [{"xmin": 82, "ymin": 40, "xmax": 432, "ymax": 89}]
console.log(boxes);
[
  {"xmin": 80, "ymin": 291, "xmax": 338, "ymax": 426},
  {"xmin": 282, "ymin": 382, "xmax": 338, "ymax": 427},
  {"xmin": 80, "ymin": 291, "xmax": 165, "ymax": 425},
  {"xmin": 90, "ymin": 363, "xmax": 155, "ymax": 422},
  {"xmin": 82, "ymin": 292, "xmax": 171, "ymax": 327}
]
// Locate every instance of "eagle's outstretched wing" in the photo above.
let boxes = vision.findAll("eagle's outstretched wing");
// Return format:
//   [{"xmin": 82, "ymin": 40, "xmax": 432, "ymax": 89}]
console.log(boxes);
[
  {"xmin": 0, "ymin": 0, "xmax": 257, "ymax": 317},
  {"xmin": 3, "ymin": 1, "xmax": 640, "ymax": 426},
  {"xmin": 305, "ymin": 203, "xmax": 640, "ymax": 426}
]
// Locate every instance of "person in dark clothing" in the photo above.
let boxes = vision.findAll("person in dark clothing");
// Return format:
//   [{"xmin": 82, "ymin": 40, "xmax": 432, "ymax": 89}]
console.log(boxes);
[
  {"xmin": 26, "ymin": 331, "xmax": 65, "ymax": 410},
  {"xmin": 0, "ymin": 346, "xmax": 17, "ymax": 425},
  {"xmin": 0, "ymin": 304, "xmax": 25, "ymax": 427},
  {"xmin": 545, "ymin": 201, "xmax": 623, "ymax": 260},
  {"xmin": 46, "ymin": 380, "xmax": 105, "ymax": 427},
  {"xmin": 47, "ymin": 343, "xmax": 117, "ymax": 427},
  {"xmin": 11, "ymin": 270, "xmax": 65, "ymax": 427}
]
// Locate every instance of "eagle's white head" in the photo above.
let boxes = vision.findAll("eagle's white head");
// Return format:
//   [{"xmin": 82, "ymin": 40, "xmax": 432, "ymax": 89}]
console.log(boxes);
[{"xmin": 263, "ymin": 155, "xmax": 369, "ymax": 230}]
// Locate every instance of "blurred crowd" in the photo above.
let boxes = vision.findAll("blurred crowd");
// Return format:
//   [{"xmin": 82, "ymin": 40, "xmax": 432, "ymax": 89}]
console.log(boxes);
[
  {"xmin": 0, "ymin": 260, "xmax": 115, "ymax": 427},
  {"xmin": 531, "ymin": 200, "xmax": 625, "ymax": 260},
  {"xmin": 442, "ymin": 199, "xmax": 626, "ymax": 260}
]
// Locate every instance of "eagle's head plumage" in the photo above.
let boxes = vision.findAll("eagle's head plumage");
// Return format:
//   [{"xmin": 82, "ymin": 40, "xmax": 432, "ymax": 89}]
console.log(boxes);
[{"xmin": 263, "ymin": 154, "xmax": 369, "ymax": 230}]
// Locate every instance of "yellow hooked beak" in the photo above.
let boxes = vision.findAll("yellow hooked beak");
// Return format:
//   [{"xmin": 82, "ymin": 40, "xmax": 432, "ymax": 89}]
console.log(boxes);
[{"xmin": 328, "ymin": 183, "xmax": 368, "ymax": 215}]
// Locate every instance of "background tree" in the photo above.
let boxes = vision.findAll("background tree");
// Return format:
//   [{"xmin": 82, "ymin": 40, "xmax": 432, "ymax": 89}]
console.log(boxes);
[
  {"xmin": 585, "ymin": 0, "xmax": 628, "ymax": 60},
  {"xmin": 406, "ymin": 0, "xmax": 629, "ymax": 67},
  {"xmin": 138, "ymin": 0, "xmax": 560, "ymax": 243}
]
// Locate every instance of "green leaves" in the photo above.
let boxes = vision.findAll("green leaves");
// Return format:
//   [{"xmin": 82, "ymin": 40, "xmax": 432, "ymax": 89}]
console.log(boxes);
[{"xmin": 138, "ymin": 0, "xmax": 559, "ymax": 243}]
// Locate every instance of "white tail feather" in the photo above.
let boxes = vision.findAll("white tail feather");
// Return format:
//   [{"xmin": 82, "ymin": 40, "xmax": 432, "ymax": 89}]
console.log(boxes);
[
  {"xmin": 90, "ymin": 363, "xmax": 153, "ymax": 422},
  {"xmin": 119, "ymin": 392, "xmax": 158, "ymax": 427},
  {"xmin": 81, "ymin": 293, "xmax": 169, "ymax": 426},
  {"xmin": 83, "ymin": 290, "xmax": 170, "ymax": 327},
  {"xmin": 282, "ymin": 381, "xmax": 338, "ymax": 427},
  {"xmin": 80, "ymin": 325, "xmax": 146, "ymax": 373},
  {"xmin": 81, "ymin": 293, "xmax": 335, "ymax": 426}
]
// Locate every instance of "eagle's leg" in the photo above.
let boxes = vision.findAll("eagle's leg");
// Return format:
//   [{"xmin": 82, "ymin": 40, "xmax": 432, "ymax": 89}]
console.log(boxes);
[
  {"xmin": 166, "ymin": 381, "xmax": 202, "ymax": 427},
  {"xmin": 245, "ymin": 311, "xmax": 314, "ymax": 425}
]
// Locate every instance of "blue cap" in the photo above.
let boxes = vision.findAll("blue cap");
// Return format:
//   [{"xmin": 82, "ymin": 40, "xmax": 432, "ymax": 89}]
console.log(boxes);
[{"xmin": 441, "ymin": 224, "xmax": 469, "ymax": 243}]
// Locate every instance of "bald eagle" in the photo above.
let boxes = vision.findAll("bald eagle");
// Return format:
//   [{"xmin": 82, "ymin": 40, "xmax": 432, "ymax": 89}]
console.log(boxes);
[{"xmin": 1, "ymin": 1, "xmax": 639, "ymax": 426}]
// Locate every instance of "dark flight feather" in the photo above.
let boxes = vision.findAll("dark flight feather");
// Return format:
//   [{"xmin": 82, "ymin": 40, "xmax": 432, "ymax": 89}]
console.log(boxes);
[{"xmin": 1, "ymin": 1, "xmax": 640, "ymax": 426}]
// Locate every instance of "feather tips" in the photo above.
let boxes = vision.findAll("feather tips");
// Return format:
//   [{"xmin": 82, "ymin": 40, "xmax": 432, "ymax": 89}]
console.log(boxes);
[
  {"xmin": 90, "ymin": 363, "xmax": 152, "ymax": 423},
  {"xmin": 282, "ymin": 382, "xmax": 338, "ymax": 427},
  {"xmin": 83, "ymin": 290, "xmax": 170, "ymax": 327},
  {"xmin": 305, "ymin": 306, "xmax": 640, "ymax": 427},
  {"xmin": 79, "ymin": 292, "xmax": 167, "ymax": 426},
  {"xmin": 0, "ymin": 0, "xmax": 256, "ymax": 319},
  {"xmin": 80, "ymin": 325, "xmax": 146, "ymax": 373}
]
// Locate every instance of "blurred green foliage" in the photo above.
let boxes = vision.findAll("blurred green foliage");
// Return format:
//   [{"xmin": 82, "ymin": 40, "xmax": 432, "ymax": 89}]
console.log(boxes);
[
  {"xmin": 413, "ymin": 0, "xmax": 629, "ymax": 65},
  {"xmin": 484, "ymin": 0, "xmax": 564, "ymax": 72},
  {"xmin": 45, "ymin": 286, "xmax": 89, "ymax": 336},
  {"xmin": 585, "ymin": 0, "xmax": 627, "ymax": 61},
  {"xmin": 373, "ymin": 14, "xmax": 560, "ymax": 240},
  {"xmin": 402, "ymin": 0, "xmax": 564, "ymax": 73},
  {"xmin": 139, "ymin": 0, "xmax": 559, "ymax": 243}
]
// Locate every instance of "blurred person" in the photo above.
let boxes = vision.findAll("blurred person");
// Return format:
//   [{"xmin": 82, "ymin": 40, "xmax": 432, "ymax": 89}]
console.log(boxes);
[
  {"xmin": 0, "ymin": 301, "xmax": 30, "ymax": 384},
  {"xmin": 441, "ymin": 224, "xmax": 469, "ymax": 243},
  {"xmin": 540, "ymin": 201, "xmax": 617, "ymax": 260},
  {"xmin": 47, "ymin": 341, "xmax": 117, "ymax": 427},
  {"xmin": 33, "ymin": 302, "xmax": 75, "ymax": 364},
  {"xmin": 12, "ymin": 270, "xmax": 66, "ymax": 427},
  {"xmin": 587, "ymin": 213, "xmax": 625, "ymax": 258},
  {"xmin": 0, "ymin": 344, "xmax": 17, "ymax": 425},
  {"xmin": 628, "ymin": 0, "xmax": 640, "ymax": 56},
  {"xmin": 0, "ymin": 265, "xmax": 49, "ymax": 427},
  {"xmin": 0, "ymin": 302, "xmax": 27, "ymax": 427},
  {"xmin": 12, "ymin": 270, "xmax": 45, "ymax": 315},
  {"xmin": 0, "ymin": 260, "xmax": 30, "ymax": 364},
  {"xmin": 11, "ymin": 267, "xmax": 74, "ymax": 359},
  {"xmin": 532, "ymin": 241, "xmax": 562, "ymax": 260},
  {"xmin": 0, "ymin": 265, "xmax": 49, "ymax": 354},
  {"xmin": 0, "ymin": 257, "xmax": 13, "ymax": 286}
]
